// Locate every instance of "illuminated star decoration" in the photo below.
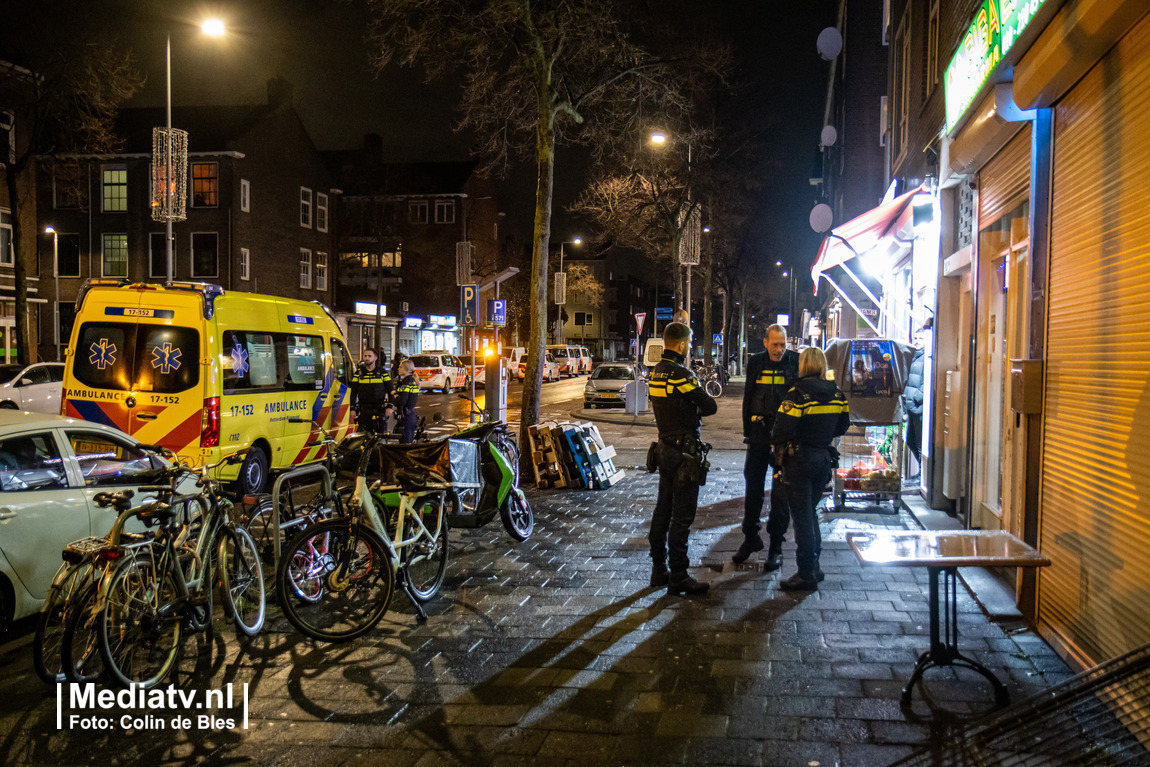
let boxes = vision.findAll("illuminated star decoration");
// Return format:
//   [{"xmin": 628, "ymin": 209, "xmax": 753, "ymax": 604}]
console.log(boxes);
[
  {"xmin": 231, "ymin": 346, "xmax": 249, "ymax": 377},
  {"xmin": 89, "ymin": 338, "xmax": 117, "ymax": 370},
  {"xmin": 151, "ymin": 343, "xmax": 182, "ymax": 375}
]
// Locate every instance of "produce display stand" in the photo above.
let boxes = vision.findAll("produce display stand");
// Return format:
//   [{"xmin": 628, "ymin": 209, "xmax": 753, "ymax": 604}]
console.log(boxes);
[{"xmin": 832, "ymin": 423, "xmax": 903, "ymax": 513}]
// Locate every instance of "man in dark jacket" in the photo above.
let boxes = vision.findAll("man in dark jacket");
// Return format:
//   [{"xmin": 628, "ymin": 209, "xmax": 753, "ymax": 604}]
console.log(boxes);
[
  {"xmin": 771, "ymin": 347, "xmax": 850, "ymax": 591},
  {"xmin": 352, "ymin": 348, "xmax": 393, "ymax": 433},
  {"xmin": 736, "ymin": 325, "xmax": 800, "ymax": 570},
  {"xmin": 649, "ymin": 322, "xmax": 718, "ymax": 596},
  {"xmin": 904, "ymin": 344, "xmax": 926, "ymax": 469}
]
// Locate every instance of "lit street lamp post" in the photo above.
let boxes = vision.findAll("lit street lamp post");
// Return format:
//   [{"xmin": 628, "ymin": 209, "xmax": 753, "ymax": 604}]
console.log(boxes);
[
  {"xmin": 650, "ymin": 131, "xmax": 698, "ymax": 335},
  {"xmin": 45, "ymin": 226, "xmax": 59, "ymax": 361},
  {"xmin": 555, "ymin": 237, "xmax": 581, "ymax": 343}
]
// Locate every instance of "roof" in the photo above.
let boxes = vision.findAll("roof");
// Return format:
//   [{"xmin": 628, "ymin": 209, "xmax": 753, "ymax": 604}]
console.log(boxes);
[
  {"xmin": 114, "ymin": 105, "xmax": 269, "ymax": 154},
  {"xmin": 326, "ymin": 156, "xmax": 478, "ymax": 197},
  {"xmin": 0, "ymin": 410, "xmax": 73, "ymax": 427}
]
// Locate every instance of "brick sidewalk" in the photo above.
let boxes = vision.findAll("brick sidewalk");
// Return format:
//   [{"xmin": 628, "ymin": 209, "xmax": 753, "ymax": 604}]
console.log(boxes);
[{"xmin": 0, "ymin": 452, "xmax": 1070, "ymax": 766}]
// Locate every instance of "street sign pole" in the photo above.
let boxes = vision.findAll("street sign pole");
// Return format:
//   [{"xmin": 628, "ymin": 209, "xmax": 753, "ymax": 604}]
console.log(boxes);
[{"xmin": 461, "ymin": 284, "xmax": 478, "ymax": 422}]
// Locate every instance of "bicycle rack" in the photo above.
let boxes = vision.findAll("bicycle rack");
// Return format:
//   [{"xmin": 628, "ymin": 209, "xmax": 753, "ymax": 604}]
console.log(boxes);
[{"xmin": 270, "ymin": 464, "xmax": 335, "ymax": 577}]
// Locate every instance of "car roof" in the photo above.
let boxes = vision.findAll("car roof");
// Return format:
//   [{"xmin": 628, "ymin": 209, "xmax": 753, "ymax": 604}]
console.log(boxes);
[{"xmin": 0, "ymin": 410, "xmax": 127, "ymax": 437}]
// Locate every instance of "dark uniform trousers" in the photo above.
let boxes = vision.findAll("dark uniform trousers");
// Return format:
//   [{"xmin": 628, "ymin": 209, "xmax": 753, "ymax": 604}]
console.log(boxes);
[
  {"xmin": 782, "ymin": 448, "xmax": 832, "ymax": 578},
  {"xmin": 651, "ymin": 442, "xmax": 701, "ymax": 573},
  {"xmin": 742, "ymin": 442, "xmax": 790, "ymax": 551}
]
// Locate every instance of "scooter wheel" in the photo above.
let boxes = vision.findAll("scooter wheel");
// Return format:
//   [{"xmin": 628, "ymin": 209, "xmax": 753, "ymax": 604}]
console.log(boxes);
[{"xmin": 500, "ymin": 489, "xmax": 534, "ymax": 541}]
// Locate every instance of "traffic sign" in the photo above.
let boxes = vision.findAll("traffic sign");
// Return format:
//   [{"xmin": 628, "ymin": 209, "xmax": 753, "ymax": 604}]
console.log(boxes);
[
  {"xmin": 635, "ymin": 312, "xmax": 646, "ymax": 335},
  {"xmin": 655, "ymin": 307, "xmax": 674, "ymax": 322},
  {"xmin": 461, "ymin": 284, "xmax": 478, "ymax": 326},
  {"xmin": 713, "ymin": 333, "xmax": 723, "ymax": 344},
  {"xmin": 487, "ymin": 299, "xmax": 506, "ymax": 326}
]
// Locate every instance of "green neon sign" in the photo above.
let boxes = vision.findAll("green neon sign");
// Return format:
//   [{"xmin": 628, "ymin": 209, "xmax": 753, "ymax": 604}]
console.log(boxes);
[{"xmin": 944, "ymin": 0, "xmax": 1049, "ymax": 133}]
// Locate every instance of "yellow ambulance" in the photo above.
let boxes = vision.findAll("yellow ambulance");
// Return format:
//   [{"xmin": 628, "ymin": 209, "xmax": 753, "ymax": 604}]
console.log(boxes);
[{"xmin": 62, "ymin": 280, "xmax": 355, "ymax": 493}]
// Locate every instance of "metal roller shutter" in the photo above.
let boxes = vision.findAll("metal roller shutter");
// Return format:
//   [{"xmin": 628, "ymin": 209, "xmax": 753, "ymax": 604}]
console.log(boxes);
[
  {"xmin": 978, "ymin": 124, "xmax": 1032, "ymax": 224},
  {"xmin": 1041, "ymin": 12, "xmax": 1150, "ymax": 667}
]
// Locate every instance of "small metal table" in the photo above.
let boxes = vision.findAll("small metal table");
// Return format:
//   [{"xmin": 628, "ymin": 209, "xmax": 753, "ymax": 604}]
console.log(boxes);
[{"xmin": 847, "ymin": 530, "xmax": 1051, "ymax": 706}]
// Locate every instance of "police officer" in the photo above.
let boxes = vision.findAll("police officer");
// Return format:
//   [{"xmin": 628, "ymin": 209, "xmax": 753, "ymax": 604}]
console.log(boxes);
[
  {"xmin": 352, "ymin": 348, "xmax": 393, "ymax": 433},
  {"xmin": 735, "ymin": 324, "xmax": 799, "ymax": 570},
  {"xmin": 392, "ymin": 359, "xmax": 420, "ymax": 443},
  {"xmin": 648, "ymin": 322, "xmax": 718, "ymax": 596},
  {"xmin": 771, "ymin": 347, "xmax": 850, "ymax": 591}
]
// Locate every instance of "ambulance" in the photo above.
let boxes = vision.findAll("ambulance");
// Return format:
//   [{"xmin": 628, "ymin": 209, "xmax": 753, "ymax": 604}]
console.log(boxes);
[{"xmin": 61, "ymin": 280, "xmax": 355, "ymax": 493}]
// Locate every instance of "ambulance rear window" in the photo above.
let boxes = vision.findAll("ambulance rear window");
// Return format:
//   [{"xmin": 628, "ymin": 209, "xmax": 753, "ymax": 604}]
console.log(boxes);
[{"xmin": 72, "ymin": 323, "xmax": 200, "ymax": 394}]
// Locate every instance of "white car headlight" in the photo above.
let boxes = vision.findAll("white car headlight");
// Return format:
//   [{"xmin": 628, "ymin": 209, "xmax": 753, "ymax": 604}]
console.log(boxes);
[{"xmin": 584, "ymin": 383, "xmax": 595, "ymax": 393}]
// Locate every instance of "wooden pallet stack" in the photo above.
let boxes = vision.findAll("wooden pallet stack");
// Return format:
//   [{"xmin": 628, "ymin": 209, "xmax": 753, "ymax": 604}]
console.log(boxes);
[{"xmin": 527, "ymin": 420, "xmax": 625, "ymax": 490}]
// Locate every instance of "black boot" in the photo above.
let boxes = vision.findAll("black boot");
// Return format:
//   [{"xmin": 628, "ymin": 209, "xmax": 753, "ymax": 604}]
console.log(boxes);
[
  {"xmin": 732, "ymin": 537, "xmax": 764, "ymax": 564},
  {"xmin": 779, "ymin": 572, "xmax": 819, "ymax": 591},
  {"xmin": 650, "ymin": 563, "xmax": 670, "ymax": 588},
  {"xmin": 668, "ymin": 572, "xmax": 709, "ymax": 596},
  {"xmin": 764, "ymin": 548, "xmax": 784, "ymax": 572}
]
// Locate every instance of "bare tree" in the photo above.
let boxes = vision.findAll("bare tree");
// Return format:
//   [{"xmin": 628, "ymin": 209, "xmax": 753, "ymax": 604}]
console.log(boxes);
[
  {"xmin": 363, "ymin": 0, "xmax": 707, "ymax": 460},
  {"xmin": 0, "ymin": 44, "xmax": 142, "ymax": 364}
]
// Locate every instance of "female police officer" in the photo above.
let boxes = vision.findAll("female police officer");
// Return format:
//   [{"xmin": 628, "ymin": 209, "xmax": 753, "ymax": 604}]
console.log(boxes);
[
  {"xmin": 771, "ymin": 347, "xmax": 849, "ymax": 591},
  {"xmin": 393, "ymin": 359, "xmax": 420, "ymax": 443}
]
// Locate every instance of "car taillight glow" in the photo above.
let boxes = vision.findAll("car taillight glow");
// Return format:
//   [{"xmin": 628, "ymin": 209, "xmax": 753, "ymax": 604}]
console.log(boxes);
[{"xmin": 201, "ymin": 396, "xmax": 221, "ymax": 447}]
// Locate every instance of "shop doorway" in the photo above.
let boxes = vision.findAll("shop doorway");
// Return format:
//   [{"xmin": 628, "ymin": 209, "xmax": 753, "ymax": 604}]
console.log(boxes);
[{"xmin": 973, "ymin": 202, "xmax": 1030, "ymax": 535}]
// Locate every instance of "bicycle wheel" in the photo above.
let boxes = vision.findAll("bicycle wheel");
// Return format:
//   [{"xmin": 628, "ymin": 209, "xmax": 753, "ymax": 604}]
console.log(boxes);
[
  {"xmin": 217, "ymin": 526, "xmax": 266, "ymax": 637},
  {"xmin": 240, "ymin": 495, "xmax": 278, "ymax": 566},
  {"xmin": 403, "ymin": 497, "xmax": 449, "ymax": 602},
  {"xmin": 277, "ymin": 519, "xmax": 394, "ymax": 642},
  {"xmin": 60, "ymin": 580, "xmax": 104, "ymax": 684},
  {"xmin": 33, "ymin": 563, "xmax": 92, "ymax": 684},
  {"xmin": 98, "ymin": 559, "xmax": 183, "ymax": 689},
  {"xmin": 500, "ymin": 489, "xmax": 534, "ymax": 541},
  {"xmin": 704, "ymin": 379, "xmax": 722, "ymax": 398}
]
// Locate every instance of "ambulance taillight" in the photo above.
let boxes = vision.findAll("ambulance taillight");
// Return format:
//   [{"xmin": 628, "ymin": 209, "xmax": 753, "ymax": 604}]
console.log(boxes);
[{"xmin": 201, "ymin": 397, "xmax": 221, "ymax": 447}]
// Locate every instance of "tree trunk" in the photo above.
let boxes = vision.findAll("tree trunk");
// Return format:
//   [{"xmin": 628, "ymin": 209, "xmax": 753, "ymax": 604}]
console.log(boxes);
[
  {"xmin": 519, "ymin": 101, "xmax": 555, "ymax": 465},
  {"xmin": 6, "ymin": 167, "xmax": 32, "ymax": 365}
]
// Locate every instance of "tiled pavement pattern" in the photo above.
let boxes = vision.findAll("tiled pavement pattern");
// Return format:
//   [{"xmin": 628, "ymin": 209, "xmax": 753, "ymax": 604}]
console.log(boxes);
[{"xmin": 0, "ymin": 449, "xmax": 1072, "ymax": 766}]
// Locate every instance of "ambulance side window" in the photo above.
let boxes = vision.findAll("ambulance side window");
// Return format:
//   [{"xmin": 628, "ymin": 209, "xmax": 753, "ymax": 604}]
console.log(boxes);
[
  {"xmin": 286, "ymin": 334, "xmax": 322, "ymax": 391},
  {"xmin": 331, "ymin": 339, "xmax": 353, "ymax": 386},
  {"xmin": 223, "ymin": 331, "xmax": 283, "ymax": 393}
]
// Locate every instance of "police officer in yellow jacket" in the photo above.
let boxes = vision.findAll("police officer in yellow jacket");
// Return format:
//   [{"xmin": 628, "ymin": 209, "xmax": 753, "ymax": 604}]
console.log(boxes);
[
  {"xmin": 648, "ymin": 322, "xmax": 717, "ymax": 596},
  {"xmin": 771, "ymin": 346, "xmax": 849, "ymax": 591},
  {"xmin": 393, "ymin": 359, "xmax": 420, "ymax": 443},
  {"xmin": 352, "ymin": 348, "xmax": 393, "ymax": 433}
]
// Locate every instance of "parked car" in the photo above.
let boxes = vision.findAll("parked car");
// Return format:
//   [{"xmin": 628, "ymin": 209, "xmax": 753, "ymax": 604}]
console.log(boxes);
[
  {"xmin": 410, "ymin": 352, "xmax": 469, "ymax": 392},
  {"xmin": 575, "ymin": 346, "xmax": 594, "ymax": 374},
  {"xmin": 546, "ymin": 344, "xmax": 579, "ymax": 378},
  {"xmin": 0, "ymin": 410, "xmax": 181, "ymax": 628},
  {"xmin": 0, "ymin": 362, "xmax": 65, "ymax": 414},
  {"xmin": 503, "ymin": 347, "xmax": 526, "ymax": 380},
  {"xmin": 584, "ymin": 363, "xmax": 646, "ymax": 408},
  {"xmin": 518, "ymin": 353, "xmax": 561, "ymax": 382},
  {"xmin": 457, "ymin": 353, "xmax": 489, "ymax": 387}
]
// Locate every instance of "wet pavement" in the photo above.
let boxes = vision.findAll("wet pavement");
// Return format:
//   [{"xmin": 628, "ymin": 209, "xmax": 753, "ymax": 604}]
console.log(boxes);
[{"xmin": 0, "ymin": 384, "xmax": 1072, "ymax": 766}]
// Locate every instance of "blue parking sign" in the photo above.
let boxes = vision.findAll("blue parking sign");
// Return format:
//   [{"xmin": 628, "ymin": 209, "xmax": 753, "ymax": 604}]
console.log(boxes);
[
  {"xmin": 461, "ymin": 284, "xmax": 478, "ymax": 326},
  {"xmin": 487, "ymin": 299, "xmax": 506, "ymax": 326}
]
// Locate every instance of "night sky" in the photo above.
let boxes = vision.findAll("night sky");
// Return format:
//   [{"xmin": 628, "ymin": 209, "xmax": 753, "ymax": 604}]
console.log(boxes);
[{"xmin": 1, "ymin": 0, "xmax": 838, "ymax": 279}]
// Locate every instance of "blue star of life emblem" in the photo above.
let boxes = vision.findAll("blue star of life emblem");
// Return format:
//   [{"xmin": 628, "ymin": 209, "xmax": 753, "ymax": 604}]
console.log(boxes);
[
  {"xmin": 231, "ymin": 346, "xmax": 249, "ymax": 377},
  {"xmin": 89, "ymin": 338, "xmax": 117, "ymax": 370},
  {"xmin": 151, "ymin": 342, "xmax": 182, "ymax": 375}
]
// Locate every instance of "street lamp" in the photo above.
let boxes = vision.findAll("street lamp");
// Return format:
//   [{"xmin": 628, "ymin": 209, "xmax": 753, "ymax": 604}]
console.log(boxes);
[
  {"xmin": 555, "ymin": 237, "xmax": 581, "ymax": 343},
  {"xmin": 649, "ymin": 131, "xmax": 698, "ymax": 332},
  {"xmin": 158, "ymin": 19, "xmax": 225, "ymax": 284},
  {"xmin": 45, "ymin": 226, "xmax": 59, "ymax": 361}
]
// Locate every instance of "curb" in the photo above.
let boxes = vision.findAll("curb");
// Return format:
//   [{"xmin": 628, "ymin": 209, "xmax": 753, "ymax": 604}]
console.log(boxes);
[{"xmin": 566, "ymin": 407, "xmax": 657, "ymax": 428}]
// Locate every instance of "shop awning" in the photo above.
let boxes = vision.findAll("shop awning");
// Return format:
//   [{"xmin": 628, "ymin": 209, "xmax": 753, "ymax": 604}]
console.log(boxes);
[{"xmin": 811, "ymin": 185, "xmax": 925, "ymax": 291}]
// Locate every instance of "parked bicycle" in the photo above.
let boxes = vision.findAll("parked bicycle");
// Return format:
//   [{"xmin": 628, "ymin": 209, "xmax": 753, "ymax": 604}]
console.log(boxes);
[
  {"xmin": 276, "ymin": 433, "xmax": 453, "ymax": 641},
  {"xmin": 697, "ymin": 363, "xmax": 724, "ymax": 398},
  {"xmin": 89, "ymin": 450, "xmax": 266, "ymax": 688}
]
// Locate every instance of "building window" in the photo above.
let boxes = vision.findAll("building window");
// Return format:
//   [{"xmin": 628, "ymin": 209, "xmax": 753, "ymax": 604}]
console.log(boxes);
[
  {"xmin": 434, "ymin": 199, "xmax": 455, "ymax": 224},
  {"xmin": 316, "ymin": 192, "xmax": 328, "ymax": 232},
  {"xmin": 149, "ymin": 232, "xmax": 168, "ymax": 279},
  {"xmin": 240, "ymin": 179, "xmax": 250, "ymax": 212},
  {"xmin": 102, "ymin": 165, "xmax": 127, "ymax": 213},
  {"xmin": 102, "ymin": 233, "xmax": 128, "ymax": 277},
  {"xmin": 58, "ymin": 301, "xmax": 76, "ymax": 347},
  {"xmin": 893, "ymin": 9, "xmax": 911, "ymax": 165},
  {"xmin": 190, "ymin": 232, "xmax": 218, "ymax": 278},
  {"xmin": 300, "ymin": 187, "xmax": 313, "ymax": 228},
  {"xmin": 315, "ymin": 252, "xmax": 327, "ymax": 291},
  {"xmin": 926, "ymin": 0, "xmax": 940, "ymax": 97},
  {"xmin": 191, "ymin": 162, "xmax": 218, "ymax": 207},
  {"xmin": 56, "ymin": 233, "xmax": 81, "ymax": 277},
  {"xmin": 299, "ymin": 248, "xmax": 312, "ymax": 289},
  {"xmin": 239, "ymin": 248, "xmax": 250, "ymax": 281},
  {"xmin": 409, "ymin": 201, "xmax": 428, "ymax": 224},
  {"xmin": 54, "ymin": 163, "xmax": 85, "ymax": 209},
  {"xmin": 0, "ymin": 209, "xmax": 11, "ymax": 267}
]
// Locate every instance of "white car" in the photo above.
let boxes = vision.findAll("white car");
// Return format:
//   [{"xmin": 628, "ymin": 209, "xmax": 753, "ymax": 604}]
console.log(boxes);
[
  {"xmin": 0, "ymin": 410, "xmax": 177, "ymax": 628},
  {"xmin": 410, "ymin": 352, "xmax": 469, "ymax": 392},
  {"xmin": 457, "ymin": 354, "xmax": 488, "ymax": 387},
  {"xmin": 518, "ymin": 353, "xmax": 561, "ymax": 382},
  {"xmin": 0, "ymin": 362, "xmax": 65, "ymax": 414}
]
